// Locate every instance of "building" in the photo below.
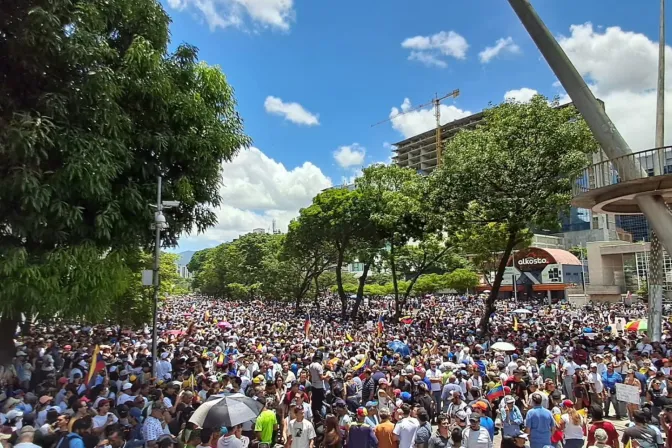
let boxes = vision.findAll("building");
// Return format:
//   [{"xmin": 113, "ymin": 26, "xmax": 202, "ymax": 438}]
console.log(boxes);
[
  {"xmin": 252, "ymin": 228, "xmax": 266, "ymax": 234},
  {"xmin": 391, "ymin": 103, "xmax": 625, "ymax": 251},
  {"xmin": 476, "ymin": 246, "xmax": 585, "ymax": 301},
  {"xmin": 578, "ymin": 240, "xmax": 672, "ymax": 302},
  {"xmin": 177, "ymin": 264, "xmax": 191, "ymax": 279}
]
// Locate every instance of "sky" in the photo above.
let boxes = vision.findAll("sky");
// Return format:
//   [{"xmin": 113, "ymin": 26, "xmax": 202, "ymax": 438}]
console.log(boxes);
[{"xmin": 164, "ymin": 0, "xmax": 672, "ymax": 252}]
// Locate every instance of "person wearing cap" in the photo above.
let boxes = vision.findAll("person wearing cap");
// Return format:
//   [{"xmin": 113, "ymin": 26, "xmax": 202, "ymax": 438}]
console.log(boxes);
[
  {"xmin": 500, "ymin": 396, "xmax": 523, "ymax": 439},
  {"xmin": 524, "ymin": 393, "xmax": 554, "ymax": 448},
  {"xmin": 117, "ymin": 382, "xmax": 135, "ymax": 406},
  {"xmin": 588, "ymin": 363, "xmax": 604, "ymax": 407},
  {"xmin": 14, "ymin": 426, "xmax": 40, "ymax": 448},
  {"xmin": 462, "ymin": 414, "xmax": 492, "ymax": 448},
  {"xmin": 446, "ymin": 391, "xmax": 469, "ymax": 425},
  {"xmin": 586, "ymin": 405, "xmax": 619, "ymax": 448},
  {"xmin": 56, "ymin": 416, "xmax": 90, "ymax": 448},
  {"xmin": 375, "ymin": 408, "xmax": 396, "ymax": 448},
  {"xmin": 364, "ymin": 402, "xmax": 379, "ymax": 428},
  {"xmin": 587, "ymin": 428, "xmax": 609, "ymax": 448},
  {"xmin": 558, "ymin": 400, "xmax": 585, "ymax": 448},
  {"xmin": 142, "ymin": 401, "xmax": 168, "ymax": 448},
  {"xmin": 601, "ymin": 363, "xmax": 624, "ymax": 420},
  {"xmin": 91, "ymin": 399, "xmax": 118, "ymax": 434},
  {"xmin": 347, "ymin": 407, "xmax": 378, "ymax": 448}
]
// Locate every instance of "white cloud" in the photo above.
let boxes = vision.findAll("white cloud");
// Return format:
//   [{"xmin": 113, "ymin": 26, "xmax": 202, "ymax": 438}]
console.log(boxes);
[
  {"xmin": 504, "ymin": 87, "xmax": 539, "ymax": 103},
  {"xmin": 401, "ymin": 31, "xmax": 468, "ymax": 68},
  {"xmin": 264, "ymin": 96, "xmax": 319, "ymax": 126},
  {"xmin": 479, "ymin": 37, "xmax": 521, "ymax": 63},
  {"xmin": 408, "ymin": 51, "xmax": 448, "ymax": 68},
  {"xmin": 334, "ymin": 144, "xmax": 366, "ymax": 169},
  {"xmin": 558, "ymin": 22, "xmax": 672, "ymax": 151},
  {"xmin": 388, "ymin": 98, "xmax": 472, "ymax": 139},
  {"xmin": 167, "ymin": 0, "xmax": 294, "ymax": 31},
  {"xmin": 178, "ymin": 147, "xmax": 332, "ymax": 248}
]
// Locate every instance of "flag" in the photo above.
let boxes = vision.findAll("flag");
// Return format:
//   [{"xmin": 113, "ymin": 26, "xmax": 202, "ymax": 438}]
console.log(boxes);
[
  {"xmin": 86, "ymin": 345, "xmax": 105, "ymax": 388},
  {"xmin": 513, "ymin": 316, "xmax": 519, "ymax": 332},
  {"xmin": 189, "ymin": 373, "xmax": 196, "ymax": 390},
  {"xmin": 304, "ymin": 314, "xmax": 311, "ymax": 338},
  {"xmin": 217, "ymin": 352, "xmax": 224, "ymax": 365},
  {"xmin": 346, "ymin": 333, "xmax": 354, "ymax": 342},
  {"xmin": 377, "ymin": 315, "xmax": 384, "ymax": 337},
  {"xmin": 201, "ymin": 348, "xmax": 208, "ymax": 358},
  {"xmin": 205, "ymin": 310, "xmax": 210, "ymax": 322},
  {"xmin": 486, "ymin": 383, "xmax": 505, "ymax": 402}
]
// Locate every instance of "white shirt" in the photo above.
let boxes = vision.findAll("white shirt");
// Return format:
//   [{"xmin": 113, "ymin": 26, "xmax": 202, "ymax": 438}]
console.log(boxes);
[
  {"xmin": 92, "ymin": 413, "xmax": 118, "ymax": 429},
  {"xmin": 461, "ymin": 426, "xmax": 493, "ymax": 448},
  {"xmin": 156, "ymin": 360, "xmax": 172, "ymax": 381},
  {"xmin": 561, "ymin": 414, "xmax": 584, "ymax": 440},
  {"xmin": 506, "ymin": 362, "xmax": 518, "ymax": 376},
  {"xmin": 117, "ymin": 392, "xmax": 133, "ymax": 406},
  {"xmin": 393, "ymin": 417, "xmax": 419, "ymax": 448},
  {"xmin": 288, "ymin": 419, "xmax": 315, "ymax": 448},
  {"xmin": 308, "ymin": 362, "xmax": 324, "ymax": 389},
  {"xmin": 426, "ymin": 369, "xmax": 443, "ymax": 392},
  {"xmin": 563, "ymin": 361, "xmax": 578, "ymax": 376},
  {"xmin": 588, "ymin": 371, "xmax": 604, "ymax": 394}
]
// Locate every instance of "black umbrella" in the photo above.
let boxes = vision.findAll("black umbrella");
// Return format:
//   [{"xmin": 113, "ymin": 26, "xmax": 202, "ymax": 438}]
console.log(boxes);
[{"xmin": 189, "ymin": 393, "xmax": 264, "ymax": 428}]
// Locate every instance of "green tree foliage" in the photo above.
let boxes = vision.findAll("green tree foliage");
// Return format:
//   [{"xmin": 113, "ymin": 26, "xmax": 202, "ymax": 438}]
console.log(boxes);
[
  {"xmin": 0, "ymin": 0, "xmax": 249, "ymax": 361},
  {"xmin": 104, "ymin": 251, "xmax": 185, "ymax": 327},
  {"xmin": 430, "ymin": 95, "xmax": 598, "ymax": 335},
  {"xmin": 443, "ymin": 268, "xmax": 480, "ymax": 293},
  {"xmin": 187, "ymin": 247, "xmax": 216, "ymax": 289}
]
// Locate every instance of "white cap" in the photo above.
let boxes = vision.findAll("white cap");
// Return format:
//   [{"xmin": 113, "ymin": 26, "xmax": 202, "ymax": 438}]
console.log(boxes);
[
  {"xmin": 122, "ymin": 383, "xmax": 133, "ymax": 390},
  {"xmin": 590, "ymin": 363, "xmax": 598, "ymax": 368}
]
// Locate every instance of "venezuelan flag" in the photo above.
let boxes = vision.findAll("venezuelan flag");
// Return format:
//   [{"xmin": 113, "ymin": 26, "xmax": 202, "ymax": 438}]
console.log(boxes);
[
  {"xmin": 86, "ymin": 345, "xmax": 105, "ymax": 388},
  {"xmin": 513, "ymin": 316, "xmax": 519, "ymax": 332},
  {"xmin": 377, "ymin": 314, "xmax": 384, "ymax": 337},
  {"xmin": 486, "ymin": 383, "xmax": 505, "ymax": 402},
  {"xmin": 346, "ymin": 333, "xmax": 354, "ymax": 342},
  {"xmin": 304, "ymin": 314, "xmax": 311, "ymax": 338}
]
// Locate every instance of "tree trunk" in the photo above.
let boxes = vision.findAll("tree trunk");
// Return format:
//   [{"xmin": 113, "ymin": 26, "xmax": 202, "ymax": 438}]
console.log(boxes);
[
  {"xmin": 390, "ymin": 245, "xmax": 401, "ymax": 321},
  {"xmin": 0, "ymin": 316, "xmax": 18, "ymax": 366},
  {"xmin": 350, "ymin": 263, "xmax": 370, "ymax": 319},
  {"xmin": 478, "ymin": 230, "xmax": 518, "ymax": 336},
  {"xmin": 335, "ymin": 248, "xmax": 347, "ymax": 318},
  {"xmin": 313, "ymin": 276, "xmax": 320, "ymax": 314}
]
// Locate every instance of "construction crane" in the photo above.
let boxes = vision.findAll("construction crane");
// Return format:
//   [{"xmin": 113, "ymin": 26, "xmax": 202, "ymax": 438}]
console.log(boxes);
[{"xmin": 372, "ymin": 89, "xmax": 460, "ymax": 167}]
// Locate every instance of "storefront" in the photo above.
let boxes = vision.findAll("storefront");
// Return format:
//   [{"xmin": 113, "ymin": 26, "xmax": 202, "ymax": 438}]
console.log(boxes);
[{"xmin": 479, "ymin": 247, "xmax": 584, "ymax": 301}]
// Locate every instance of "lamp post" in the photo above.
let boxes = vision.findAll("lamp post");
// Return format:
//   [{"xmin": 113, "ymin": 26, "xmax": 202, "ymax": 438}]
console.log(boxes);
[{"xmin": 150, "ymin": 176, "xmax": 180, "ymax": 378}]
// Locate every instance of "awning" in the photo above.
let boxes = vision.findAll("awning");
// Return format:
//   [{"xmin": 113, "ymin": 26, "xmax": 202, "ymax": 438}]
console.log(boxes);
[{"xmin": 532, "ymin": 284, "xmax": 570, "ymax": 291}]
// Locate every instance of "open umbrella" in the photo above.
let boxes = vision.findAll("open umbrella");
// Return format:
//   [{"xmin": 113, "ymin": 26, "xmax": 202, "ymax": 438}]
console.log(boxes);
[
  {"xmin": 189, "ymin": 393, "xmax": 263, "ymax": 428},
  {"xmin": 512, "ymin": 309, "xmax": 533, "ymax": 314},
  {"xmin": 217, "ymin": 321, "xmax": 232, "ymax": 329},
  {"xmin": 625, "ymin": 319, "xmax": 648, "ymax": 332},
  {"xmin": 387, "ymin": 340, "xmax": 411, "ymax": 357},
  {"xmin": 491, "ymin": 342, "xmax": 516, "ymax": 352}
]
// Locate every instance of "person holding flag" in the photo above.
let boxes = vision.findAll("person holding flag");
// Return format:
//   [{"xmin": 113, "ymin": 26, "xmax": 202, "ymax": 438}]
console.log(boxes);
[{"xmin": 86, "ymin": 345, "xmax": 106, "ymax": 388}]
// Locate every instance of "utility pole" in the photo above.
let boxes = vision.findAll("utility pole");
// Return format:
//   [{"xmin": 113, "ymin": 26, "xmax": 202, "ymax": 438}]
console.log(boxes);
[
  {"xmin": 151, "ymin": 176, "xmax": 162, "ymax": 378},
  {"xmin": 650, "ymin": 0, "xmax": 666, "ymax": 342},
  {"xmin": 512, "ymin": 250, "xmax": 518, "ymax": 301},
  {"xmin": 506, "ymin": 0, "xmax": 672, "ymax": 265}
]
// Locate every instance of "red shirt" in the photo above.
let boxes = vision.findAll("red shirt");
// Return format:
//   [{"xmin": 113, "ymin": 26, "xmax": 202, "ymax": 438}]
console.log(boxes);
[{"xmin": 587, "ymin": 421, "xmax": 619, "ymax": 448}]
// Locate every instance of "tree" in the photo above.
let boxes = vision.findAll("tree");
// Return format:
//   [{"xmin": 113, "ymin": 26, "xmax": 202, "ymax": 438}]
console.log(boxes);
[
  {"xmin": 295, "ymin": 188, "xmax": 370, "ymax": 317},
  {"xmin": 187, "ymin": 247, "xmax": 216, "ymax": 290},
  {"xmin": 430, "ymin": 95, "xmax": 598, "ymax": 335},
  {"xmin": 282, "ymin": 219, "xmax": 337, "ymax": 313},
  {"xmin": 356, "ymin": 165, "xmax": 444, "ymax": 320},
  {"xmin": 444, "ymin": 269, "xmax": 480, "ymax": 293},
  {"xmin": 568, "ymin": 246, "xmax": 587, "ymax": 260},
  {"xmin": 0, "ymin": 0, "xmax": 250, "ymax": 361}
]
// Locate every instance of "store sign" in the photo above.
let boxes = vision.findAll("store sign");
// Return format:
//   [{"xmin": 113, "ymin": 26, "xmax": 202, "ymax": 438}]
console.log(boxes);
[
  {"xmin": 510, "ymin": 247, "xmax": 556, "ymax": 272},
  {"xmin": 541, "ymin": 264, "xmax": 563, "ymax": 284},
  {"xmin": 501, "ymin": 266, "xmax": 522, "ymax": 285}
]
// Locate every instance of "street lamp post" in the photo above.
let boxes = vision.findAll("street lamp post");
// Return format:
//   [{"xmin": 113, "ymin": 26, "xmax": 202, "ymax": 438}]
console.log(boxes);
[
  {"xmin": 150, "ymin": 176, "xmax": 180, "ymax": 378},
  {"xmin": 151, "ymin": 176, "xmax": 163, "ymax": 379}
]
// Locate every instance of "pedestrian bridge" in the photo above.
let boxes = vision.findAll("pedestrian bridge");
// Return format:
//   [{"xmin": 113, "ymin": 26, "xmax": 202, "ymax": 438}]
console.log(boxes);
[{"xmin": 572, "ymin": 146, "xmax": 672, "ymax": 214}]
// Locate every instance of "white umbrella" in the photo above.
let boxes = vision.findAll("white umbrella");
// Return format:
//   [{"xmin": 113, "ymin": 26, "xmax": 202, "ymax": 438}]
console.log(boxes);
[
  {"xmin": 512, "ymin": 309, "xmax": 533, "ymax": 314},
  {"xmin": 189, "ymin": 393, "xmax": 263, "ymax": 428},
  {"xmin": 491, "ymin": 342, "xmax": 516, "ymax": 351}
]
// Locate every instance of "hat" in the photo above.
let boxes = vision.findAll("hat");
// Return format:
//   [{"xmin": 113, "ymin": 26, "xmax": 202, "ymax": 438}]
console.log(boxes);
[
  {"xmin": 365, "ymin": 401, "xmax": 378, "ymax": 408},
  {"xmin": 513, "ymin": 431, "xmax": 529, "ymax": 440},
  {"xmin": 649, "ymin": 366, "xmax": 658, "ymax": 372},
  {"xmin": 120, "ymin": 370, "xmax": 129, "ymax": 376},
  {"xmin": 455, "ymin": 410, "xmax": 468, "ymax": 421},
  {"xmin": 562, "ymin": 399, "xmax": 574, "ymax": 408},
  {"xmin": 122, "ymin": 382, "xmax": 133, "ymax": 390},
  {"xmin": 472, "ymin": 401, "xmax": 488, "ymax": 411},
  {"xmin": 504, "ymin": 396, "xmax": 515, "ymax": 404},
  {"xmin": 469, "ymin": 415, "xmax": 480, "ymax": 423},
  {"xmin": 18, "ymin": 426, "xmax": 35, "ymax": 436},
  {"xmin": 590, "ymin": 363, "xmax": 598, "ymax": 368},
  {"xmin": 6, "ymin": 409, "xmax": 23, "ymax": 421},
  {"xmin": 334, "ymin": 399, "xmax": 346, "ymax": 408},
  {"xmin": 595, "ymin": 428, "xmax": 608, "ymax": 442},
  {"xmin": 39, "ymin": 395, "xmax": 52, "ymax": 405},
  {"xmin": 0, "ymin": 428, "xmax": 12, "ymax": 441},
  {"xmin": 356, "ymin": 407, "xmax": 368, "ymax": 417},
  {"xmin": 129, "ymin": 407, "xmax": 142, "ymax": 420}
]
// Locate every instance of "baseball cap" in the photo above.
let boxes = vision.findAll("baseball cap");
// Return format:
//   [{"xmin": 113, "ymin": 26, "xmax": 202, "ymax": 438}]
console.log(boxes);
[
  {"xmin": 469, "ymin": 415, "xmax": 480, "ymax": 423},
  {"xmin": 595, "ymin": 429, "xmax": 608, "ymax": 442},
  {"xmin": 356, "ymin": 407, "xmax": 368, "ymax": 417},
  {"xmin": 19, "ymin": 426, "xmax": 36, "ymax": 437},
  {"xmin": 39, "ymin": 395, "xmax": 52, "ymax": 405},
  {"xmin": 562, "ymin": 399, "xmax": 574, "ymax": 408},
  {"xmin": 122, "ymin": 383, "xmax": 133, "ymax": 390},
  {"xmin": 334, "ymin": 399, "xmax": 346, "ymax": 408}
]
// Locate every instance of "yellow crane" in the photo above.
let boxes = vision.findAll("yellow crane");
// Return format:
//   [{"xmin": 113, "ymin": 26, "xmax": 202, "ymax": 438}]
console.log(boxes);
[{"xmin": 372, "ymin": 89, "xmax": 460, "ymax": 167}]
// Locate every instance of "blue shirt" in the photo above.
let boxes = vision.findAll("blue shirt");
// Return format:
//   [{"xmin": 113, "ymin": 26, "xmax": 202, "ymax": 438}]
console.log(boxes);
[
  {"xmin": 480, "ymin": 416, "xmax": 495, "ymax": 440},
  {"xmin": 524, "ymin": 406, "xmax": 555, "ymax": 447},
  {"xmin": 602, "ymin": 371, "xmax": 623, "ymax": 392}
]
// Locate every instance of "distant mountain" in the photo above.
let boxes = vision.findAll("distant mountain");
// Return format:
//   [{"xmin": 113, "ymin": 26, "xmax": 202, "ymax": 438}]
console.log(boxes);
[{"xmin": 176, "ymin": 250, "xmax": 196, "ymax": 266}]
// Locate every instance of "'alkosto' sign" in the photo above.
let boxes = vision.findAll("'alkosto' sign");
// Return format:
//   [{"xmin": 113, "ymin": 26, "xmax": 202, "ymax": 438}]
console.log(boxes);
[{"xmin": 509, "ymin": 247, "xmax": 556, "ymax": 271}]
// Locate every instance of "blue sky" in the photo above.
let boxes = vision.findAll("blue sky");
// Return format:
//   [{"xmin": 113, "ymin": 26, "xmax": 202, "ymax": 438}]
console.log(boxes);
[{"xmin": 165, "ymin": 0, "xmax": 672, "ymax": 252}]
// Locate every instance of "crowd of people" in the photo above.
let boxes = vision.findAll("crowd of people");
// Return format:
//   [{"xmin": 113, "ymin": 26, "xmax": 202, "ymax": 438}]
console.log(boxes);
[{"xmin": 0, "ymin": 294, "xmax": 670, "ymax": 448}]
